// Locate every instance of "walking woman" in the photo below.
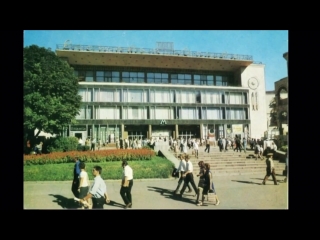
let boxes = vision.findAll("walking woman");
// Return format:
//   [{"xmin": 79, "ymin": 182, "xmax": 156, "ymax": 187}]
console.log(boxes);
[
  {"xmin": 78, "ymin": 162, "xmax": 91, "ymax": 209},
  {"xmin": 206, "ymin": 163, "xmax": 220, "ymax": 205},
  {"xmin": 195, "ymin": 161, "xmax": 206, "ymax": 205},
  {"xmin": 197, "ymin": 163, "xmax": 220, "ymax": 206}
]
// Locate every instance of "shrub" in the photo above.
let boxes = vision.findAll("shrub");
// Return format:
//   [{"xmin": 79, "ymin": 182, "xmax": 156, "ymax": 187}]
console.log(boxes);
[{"xmin": 47, "ymin": 136, "xmax": 79, "ymax": 152}]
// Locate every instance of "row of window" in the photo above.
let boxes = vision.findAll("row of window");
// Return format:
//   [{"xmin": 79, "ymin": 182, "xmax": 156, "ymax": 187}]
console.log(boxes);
[
  {"xmin": 75, "ymin": 70, "xmax": 231, "ymax": 86},
  {"xmin": 78, "ymin": 88, "xmax": 248, "ymax": 105},
  {"xmin": 76, "ymin": 106, "xmax": 248, "ymax": 120}
]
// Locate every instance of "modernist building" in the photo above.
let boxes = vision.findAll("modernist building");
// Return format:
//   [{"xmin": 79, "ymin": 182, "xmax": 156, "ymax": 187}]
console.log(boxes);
[
  {"xmin": 275, "ymin": 52, "xmax": 288, "ymax": 137},
  {"xmin": 56, "ymin": 42, "xmax": 267, "ymax": 144}
]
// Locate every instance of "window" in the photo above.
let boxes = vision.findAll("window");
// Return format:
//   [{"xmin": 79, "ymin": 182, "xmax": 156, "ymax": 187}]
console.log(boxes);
[
  {"xmin": 202, "ymin": 108, "xmax": 223, "ymax": 119},
  {"xmin": 150, "ymin": 107, "xmax": 174, "ymax": 119},
  {"xmin": 216, "ymin": 75, "xmax": 228, "ymax": 86},
  {"xmin": 76, "ymin": 106, "xmax": 86, "ymax": 119},
  {"xmin": 194, "ymin": 74, "xmax": 213, "ymax": 85},
  {"xmin": 171, "ymin": 74, "xmax": 191, "ymax": 85},
  {"xmin": 123, "ymin": 107, "xmax": 147, "ymax": 119},
  {"xmin": 226, "ymin": 92, "xmax": 245, "ymax": 104},
  {"xmin": 178, "ymin": 107, "xmax": 199, "ymax": 120},
  {"xmin": 101, "ymin": 89, "xmax": 114, "ymax": 102},
  {"xmin": 123, "ymin": 89, "xmax": 147, "ymax": 103},
  {"xmin": 122, "ymin": 72, "xmax": 144, "ymax": 83},
  {"xmin": 85, "ymin": 71, "xmax": 94, "ymax": 82},
  {"xmin": 176, "ymin": 90, "xmax": 195, "ymax": 104},
  {"xmin": 147, "ymin": 72, "xmax": 169, "ymax": 84},
  {"xmin": 97, "ymin": 107, "xmax": 120, "ymax": 119},
  {"xmin": 216, "ymin": 76, "xmax": 222, "ymax": 86},
  {"xmin": 78, "ymin": 89, "xmax": 92, "ymax": 102},
  {"xmin": 201, "ymin": 91, "xmax": 223, "ymax": 104},
  {"xmin": 226, "ymin": 108, "xmax": 246, "ymax": 120},
  {"xmin": 150, "ymin": 90, "xmax": 173, "ymax": 103},
  {"xmin": 96, "ymin": 71, "xmax": 104, "ymax": 82}
]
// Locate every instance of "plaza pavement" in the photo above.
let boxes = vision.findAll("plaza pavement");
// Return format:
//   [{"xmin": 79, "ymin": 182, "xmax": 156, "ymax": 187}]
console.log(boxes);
[{"xmin": 23, "ymin": 173, "xmax": 288, "ymax": 210}]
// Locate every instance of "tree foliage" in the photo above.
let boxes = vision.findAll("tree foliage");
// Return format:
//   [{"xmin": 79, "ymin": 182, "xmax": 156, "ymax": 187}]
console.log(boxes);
[{"xmin": 24, "ymin": 45, "xmax": 82, "ymax": 137}]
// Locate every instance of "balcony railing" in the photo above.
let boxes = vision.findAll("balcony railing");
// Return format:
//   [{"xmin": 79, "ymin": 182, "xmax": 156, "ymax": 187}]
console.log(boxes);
[{"xmin": 56, "ymin": 44, "xmax": 254, "ymax": 61}]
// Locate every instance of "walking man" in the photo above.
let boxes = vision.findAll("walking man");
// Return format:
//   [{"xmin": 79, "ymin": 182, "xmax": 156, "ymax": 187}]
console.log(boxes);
[
  {"xmin": 262, "ymin": 153, "xmax": 278, "ymax": 185},
  {"xmin": 91, "ymin": 138, "xmax": 96, "ymax": 151},
  {"xmin": 82, "ymin": 165, "xmax": 107, "ymax": 209},
  {"xmin": 71, "ymin": 156, "xmax": 81, "ymax": 199},
  {"xmin": 120, "ymin": 160, "xmax": 133, "ymax": 209},
  {"xmin": 174, "ymin": 154, "xmax": 192, "ymax": 194},
  {"xmin": 204, "ymin": 137, "xmax": 210, "ymax": 153},
  {"xmin": 178, "ymin": 155, "xmax": 198, "ymax": 198}
]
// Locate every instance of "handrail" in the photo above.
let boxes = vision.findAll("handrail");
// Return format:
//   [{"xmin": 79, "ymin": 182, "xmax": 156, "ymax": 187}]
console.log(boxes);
[{"xmin": 56, "ymin": 44, "xmax": 253, "ymax": 61}]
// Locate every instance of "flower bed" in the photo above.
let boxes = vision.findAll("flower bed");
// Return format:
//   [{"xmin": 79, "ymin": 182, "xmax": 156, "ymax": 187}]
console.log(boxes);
[{"xmin": 23, "ymin": 149, "xmax": 156, "ymax": 165}]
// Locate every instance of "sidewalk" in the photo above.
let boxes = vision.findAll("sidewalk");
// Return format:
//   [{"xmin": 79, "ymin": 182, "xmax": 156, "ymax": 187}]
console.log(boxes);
[{"xmin": 23, "ymin": 173, "xmax": 288, "ymax": 210}]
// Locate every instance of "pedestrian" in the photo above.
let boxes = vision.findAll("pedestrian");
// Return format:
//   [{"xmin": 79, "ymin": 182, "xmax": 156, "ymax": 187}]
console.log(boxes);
[
  {"xmin": 173, "ymin": 154, "xmax": 192, "ymax": 194},
  {"xmin": 178, "ymin": 155, "xmax": 198, "ymax": 198},
  {"xmin": 218, "ymin": 137, "xmax": 223, "ymax": 152},
  {"xmin": 81, "ymin": 166, "xmax": 107, "ymax": 209},
  {"xmin": 183, "ymin": 139, "xmax": 188, "ymax": 154},
  {"xmin": 120, "ymin": 160, "xmax": 133, "ymax": 209},
  {"xmin": 195, "ymin": 161, "xmax": 206, "ymax": 205},
  {"xmin": 204, "ymin": 163, "xmax": 220, "ymax": 206},
  {"xmin": 97, "ymin": 138, "xmax": 101, "ymax": 150},
  {"xmin": 71, "ymin": 156, "xmax": 81, "ymax": 199},
  {"xmin": 35, "ymin": 141, "xmax": 43, "ymax": 155},
  {"xmin": 262, "ymin": 153, "xmax": 279, "ymax": 185},
  {"xmin": 242, "ymin": 138, "xmax": 247, "ymax": 153},
  {"xmin": 255, "ymin": 144, "xmax": 262, "ymax": 160},
  {"xmin": 193, "ymin": 140, "xmax": 199, "ymax": 158},
  {"xmin": 204, "ymin": 137, "xmax": 210, "ymax": 153},
  {"xmin": 78, "ymin": 162, "xmax": 90, "ymax": 209},
  {"xmin": 91, "ymin": 138, "xmax": 96, "ymax": 151}
]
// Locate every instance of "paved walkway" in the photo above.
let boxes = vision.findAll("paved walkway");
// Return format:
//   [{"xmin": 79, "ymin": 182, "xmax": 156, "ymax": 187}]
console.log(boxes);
[{"xmin": 24, "ymin": 173, "xmax": 288, "ymax": 210}]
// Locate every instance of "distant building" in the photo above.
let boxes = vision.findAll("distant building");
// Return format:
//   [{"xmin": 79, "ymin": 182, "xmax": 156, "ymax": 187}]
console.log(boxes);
[{"xmin": 56, "ymin": 42, "xmax": 268, "ymax": 143}]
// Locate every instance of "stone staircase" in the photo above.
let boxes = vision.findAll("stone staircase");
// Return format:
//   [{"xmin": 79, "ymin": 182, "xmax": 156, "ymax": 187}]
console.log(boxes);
[{"xmin": 165, "ymin": 146, "xmax": 286, "ymax": 176}]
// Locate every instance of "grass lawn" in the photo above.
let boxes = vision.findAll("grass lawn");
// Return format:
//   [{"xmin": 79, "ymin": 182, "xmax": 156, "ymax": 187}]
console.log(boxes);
[{"xmin": 24, "ymin": 156, "xmax": 174, "ymax": 181}]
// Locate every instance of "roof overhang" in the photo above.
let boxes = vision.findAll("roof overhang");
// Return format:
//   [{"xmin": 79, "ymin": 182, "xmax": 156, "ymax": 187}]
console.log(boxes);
[{"xmin": 56, "ymin": 50, "xmax": 253, "ymax": 72}]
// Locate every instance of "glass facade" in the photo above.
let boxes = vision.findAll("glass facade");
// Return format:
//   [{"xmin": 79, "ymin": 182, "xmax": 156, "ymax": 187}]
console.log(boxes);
[
  {"xmin": 74, "ymin": 70, "xmax": 234, "ymax": 86},
  {"xmin": 76, "ymin": 88, "xmax": 248, "ymax": 120}
]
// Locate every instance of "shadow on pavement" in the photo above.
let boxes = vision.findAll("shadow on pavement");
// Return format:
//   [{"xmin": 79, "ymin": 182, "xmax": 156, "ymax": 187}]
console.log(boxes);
[
  {"xmin": 147, "ymin": 186, "xmax": 198, "ymax": 205},
  {"xmin": 251, "ymin": 178, "xmax": 284, "ymax": 184},
  {"xmin": 49, "ymin": 194, "xmax": 80, "ymax": 209},
  {"xmin": 231, "ymin": 180, "xmax": 262, "ymax": 185},
  {"xmin": 105, "ymin": 200, "xmax": 125, "ymax": 209}
]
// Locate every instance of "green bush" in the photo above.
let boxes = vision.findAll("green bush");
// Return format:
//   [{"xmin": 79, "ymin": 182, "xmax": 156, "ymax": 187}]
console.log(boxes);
[
  {"xmin": 76, "ymin": 145, "xmax": 90, "ymax": 151},
  {"xmin": 47, "ymin": 136, "xmax": 79, "ymax": 152}
]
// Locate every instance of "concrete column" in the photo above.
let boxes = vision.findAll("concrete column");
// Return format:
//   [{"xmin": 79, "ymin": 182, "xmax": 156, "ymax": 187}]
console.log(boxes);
[
  {"xmin": 121, "ymin": 124, "xmax": 124, "ymax": 139},
  {"xmin": 200, "ymin": 123, "xmax": 204, "ymax": 140},
  {"xmin": 175, "ymin": 124, "xmax": 179, "ymax": 139},
  {"xmin": 148, "ymin": 125, "xmax": 152, "ymax": 139}
]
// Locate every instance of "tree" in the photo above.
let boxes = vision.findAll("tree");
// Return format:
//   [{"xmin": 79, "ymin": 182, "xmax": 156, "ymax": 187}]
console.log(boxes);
[
  {"xmin": 24, "ymin": 45, "xmax": 82, "ymax": 140},
  {"xmin": 269, "ymin": 97, "xmax": 277, "ymax": 126}
]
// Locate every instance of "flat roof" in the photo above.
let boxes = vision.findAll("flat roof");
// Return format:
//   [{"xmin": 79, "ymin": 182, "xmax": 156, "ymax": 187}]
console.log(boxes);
[{"xmin": 56, "ymin": 44, "xmax": 254, "ymax": 72}]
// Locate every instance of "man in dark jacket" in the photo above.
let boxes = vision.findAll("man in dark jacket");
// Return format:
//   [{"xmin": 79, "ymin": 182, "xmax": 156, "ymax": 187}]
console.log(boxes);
[{"xmin": 71, "ymin": 157, "xmax": 81, "ymax": 198}]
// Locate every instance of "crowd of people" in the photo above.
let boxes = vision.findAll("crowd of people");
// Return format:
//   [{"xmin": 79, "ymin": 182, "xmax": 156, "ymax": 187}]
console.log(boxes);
[
  {"xmin": 173, "ymin": 153, "xmax": 220, "ymax": 206},
  {"xmin": 72, "ymin": 157, "xmax": 134, "ymax": 209}
]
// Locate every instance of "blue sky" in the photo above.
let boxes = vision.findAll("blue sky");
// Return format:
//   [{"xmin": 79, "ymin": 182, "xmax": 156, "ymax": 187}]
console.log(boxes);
[{"xmin": 23, "ymin": 30, "xmax": 288, "ymax": 91}]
